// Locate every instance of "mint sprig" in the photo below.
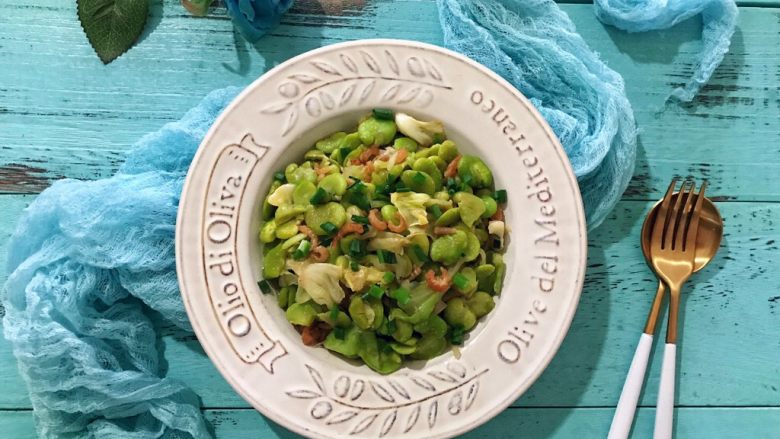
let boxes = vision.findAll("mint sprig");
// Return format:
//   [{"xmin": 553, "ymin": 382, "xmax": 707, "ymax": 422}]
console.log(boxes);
[{"xmin": 77, "ymin": 0, "xmax": 149, "ymax": 64}]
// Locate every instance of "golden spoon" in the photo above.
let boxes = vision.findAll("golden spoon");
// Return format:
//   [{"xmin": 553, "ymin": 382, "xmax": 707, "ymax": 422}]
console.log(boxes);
[
  {"xmin": 641, "ymin": 190, "xmax": 723, "ymax": 336},
  {"xmin": 608, "ymin": 187, "xmax": 723, "ymax": 439}
]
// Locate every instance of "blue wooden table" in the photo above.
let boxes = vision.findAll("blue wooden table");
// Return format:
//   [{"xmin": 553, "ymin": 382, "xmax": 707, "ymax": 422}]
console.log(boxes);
[{"xmin": 1, "ymin": 0, "xmax": 779, "ymax": 437}]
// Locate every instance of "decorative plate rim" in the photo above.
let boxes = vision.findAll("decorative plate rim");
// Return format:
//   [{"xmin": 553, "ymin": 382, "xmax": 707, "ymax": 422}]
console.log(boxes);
[{"xmin": 176, "ymin": 38, "xmax": 587, "ymax": 439}]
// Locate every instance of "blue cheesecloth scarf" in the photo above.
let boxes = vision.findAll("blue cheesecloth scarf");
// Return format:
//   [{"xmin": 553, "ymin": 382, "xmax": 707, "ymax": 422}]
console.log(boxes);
[{"xmin": 2, "ymin": 0, "xmax": 737, "ymax": 437}]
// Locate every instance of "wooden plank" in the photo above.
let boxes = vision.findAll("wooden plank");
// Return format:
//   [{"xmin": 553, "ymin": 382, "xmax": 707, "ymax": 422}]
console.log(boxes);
[
  {"xmin": 2, "ymin": 196, "xmax": 778, "ymax": 409},
  {"xmin": 3, "ymin": 407, "xmax": 780, "ymax": 439},
  {"xmin": 0, "ymin": 1, "xmax": 779, "ymax": 200}
]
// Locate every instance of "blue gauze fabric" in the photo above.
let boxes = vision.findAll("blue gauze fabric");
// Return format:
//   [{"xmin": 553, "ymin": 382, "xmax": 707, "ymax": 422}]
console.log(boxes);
[
  {"xmin": 3, "ymin": 0, "xmax": 738, "ymax": 437},
  {"xmin": 4, "ymin": 87, "xmax": 241, "ymax": 438},
  {"xmin": 438, "ymin": 0, "xmax": 636, "ymax": 227},
  {"xmin": 594, "ymin": 0, "xmax": 738, "ymax": 102},
  {"xmin": 225, "ymin": 0, "xmax": 294, "ymax": 42}
]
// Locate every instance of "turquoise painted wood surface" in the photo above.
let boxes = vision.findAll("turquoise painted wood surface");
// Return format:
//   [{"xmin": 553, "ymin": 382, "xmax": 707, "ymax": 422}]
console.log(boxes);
[{"xmin": 1, "ymin": 0, "xmax": 779, "ymax": 437}]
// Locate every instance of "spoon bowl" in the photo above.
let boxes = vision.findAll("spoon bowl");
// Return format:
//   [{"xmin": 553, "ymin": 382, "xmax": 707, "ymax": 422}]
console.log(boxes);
[{"xmin": 641, "ymin": 192, "xmax": 723, "ymax": 271}]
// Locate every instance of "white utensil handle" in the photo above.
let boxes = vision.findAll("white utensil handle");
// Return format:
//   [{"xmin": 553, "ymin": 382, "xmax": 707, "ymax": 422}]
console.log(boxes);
[
  {"xmin": 654, "ymin": 343, "xmax": 677, "ymax": 439},
  {"xmin": 608, "ymin": 333, "xmax": 654, "ymax": 439}
]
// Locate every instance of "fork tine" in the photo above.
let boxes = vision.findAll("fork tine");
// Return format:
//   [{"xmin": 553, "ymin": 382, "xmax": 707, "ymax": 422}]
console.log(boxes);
[
  {"xmin": 665, "ymin": 180, "xmax": 691, "ymax": 250},
  {"xmin": 683, "ymin": 181, "xmax": 707, "ymax": 252},
  {"xmin": 674, "ymin": 181, "xmax": 697, "ymax": 251},
  {"xmin": 653, "ymin": 178, "xmax": 678, "ymax": 250}
]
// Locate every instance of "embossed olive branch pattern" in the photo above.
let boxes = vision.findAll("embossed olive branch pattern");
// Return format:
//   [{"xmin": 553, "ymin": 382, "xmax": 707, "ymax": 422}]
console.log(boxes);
[
  {"xmin": 286, "ymin": 364, "xmax": 487, "ymax": 436},
  {"xmin": 260, "ymin": 49, "xmax": 453, "ymax": 137}
]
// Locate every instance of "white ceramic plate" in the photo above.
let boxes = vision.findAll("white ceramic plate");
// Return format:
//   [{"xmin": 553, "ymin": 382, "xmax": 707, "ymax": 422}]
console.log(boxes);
[{"xmin": 176, "ymin": 39, "xmax": 586, "ymax": 439}]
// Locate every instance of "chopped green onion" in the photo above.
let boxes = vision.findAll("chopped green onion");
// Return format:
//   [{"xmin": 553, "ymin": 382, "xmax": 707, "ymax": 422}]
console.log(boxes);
[
  {"xmin": 411, "ymin": 244, "xmax": 428, "ymax": 262},
  {"xmin": 391, "ymin": 287, "xmax": 411, "ymax": 305},
  {"xmin": 366, "ymin": 284, "xmax": 385, "ymax": 298},
  {"xmin": 349, "ymin": 239, "xmax": 366, "ymax": 258},
  {"xmin": 430, "ymin": 205, "xmax": 442, "ymax": 219},
  {"xmin": 320, "ymin": 236, "xmax": 333, "ymax": 247},
  {"xmin": 394, "ymin": 185, "xmax": 411, "ymax": 193},
  {"xmin": 448, "ymin": 324, "xmax": 466, "ymax": 345},
  {"xmin": 338, "ymin": 147, "xmax": 351, "ymax": 161},
  {"xmin": 329, "ymin": 306, "xmax": 340, "ymax": 320},
  {"xmin": 452, "ymin": 273, "xmax": 469, "ymax": 290},
  {"xmin": 350, "ymin": 260, "xmax": 360, "ymax": 271},
  {"xmin": 257, "ymin": 279, "xmax": 273, "ymax": 295},
  {"xmin": 333, "ymin": 326, "xmax": 347, "ymax": 340},
  {"xmin": 412, "ymin": 172, "xmax": 427, "ymax": 185},
  {"xmin": 321, "ymin": 221, "xmax": 338, "ymax": 235},
  {"xmin": 310, "ymin": 187, "xmax": 329, "ymax": 204},
  {"xmin": 351, "ymin": 215, "xmax": 369, "ymax": 225},
  {"xmin": 494, "ymin": 189, "xmax": 508, "ymax": 204},
  {"xmin": 347, "ymin": 178, "xmax": 362, "ymax": 190},
  {"xmin": 377, "ymin": 249, "xmax": 397, "ymax": 264},
  {"xmin": 373, "ymin": 108, "xmax": 395, "ymax": 120},
  {"xmin": 292, "ymin": 240, "xmax": 312, "ymax": 260},
  {"xmin": 273, "ymin": 171, "xmax": 285, "ymax": 182},
  {"xmin": 386, "ymin": 319, "xmax": 397, "ymax": 334},
  {"xmin": 383, "ymin": 272, "xmax": 395, "ymax": 284}
]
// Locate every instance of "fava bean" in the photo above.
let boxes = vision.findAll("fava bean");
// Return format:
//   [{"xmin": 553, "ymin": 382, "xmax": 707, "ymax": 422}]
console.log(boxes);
[
  {"xmin": 481, "ymin": 195, "xmax": 498, "ymax": 218},
  {"xmin": 393, "ymin": 137, "xmax": 419, "ymax": 152},
  {"xmin": 285, "ymin": 162, "xmax": 317, "ymax": 184},
  {"xmin": 412, "ymin": 157, "xmax": 443, "ymax": 190},
  {"xmin": 437, "ymin": 140, "xmax": 459, "ymax": 162},
  {"xmin": 457, "ymin": 155, "xmax": 494, "ymax": 188},
  {"xmin": 315, "ymin": 131, "xmax": 347, "ymax": 153},
  {"xmin": 304, "ymin": 202, "xmax": 346, "ymax": 235},
  {"xmin": 400, "ymin": 170, "xmax": 435, "ymax": 195},
  {"xmin": 434, "ymin": 207, "xmax": 460, "ymax": 227},
  {"xmin": 443, "ymin": 298, "xmax": 477, "ymax": 330},
  {"xmin": 259, "ymin": 220, "xmax": 277, "ymax": 243},
  {"xmin": 430, "ymin": 230, "xmax": 468, "ymax": 265},
  {"xmin": 358, "ymin": 117, "xmax": 397, "ymax": 146},
  {"xmin": 467, "ymin": 292, "xmax": 495, "ymax": 318},
  {"xmin": 263, "ymin": 243, "xmax": 287, "ymax": 279},
  {"xmin": 318, "ymin": 173, "xmax": 347, "ymax": 196},
  {"xmin": 285, "ymin": 301, "xmax": 321, "ymax": 326}
]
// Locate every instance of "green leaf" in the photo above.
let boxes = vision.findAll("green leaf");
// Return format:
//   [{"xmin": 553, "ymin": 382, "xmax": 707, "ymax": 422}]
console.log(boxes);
[{"xmin": 77, "ymin": 0, "xmax": 149, "ymax": 64}]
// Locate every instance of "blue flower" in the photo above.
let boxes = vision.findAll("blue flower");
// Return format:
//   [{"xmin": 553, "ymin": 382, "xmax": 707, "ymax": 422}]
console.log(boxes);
[{"xmin": 225, "ymin": 0, "xmax": 294, "ymax": 42}]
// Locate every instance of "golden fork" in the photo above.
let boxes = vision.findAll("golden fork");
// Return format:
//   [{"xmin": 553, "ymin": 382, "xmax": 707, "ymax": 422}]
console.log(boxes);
[
  {"xmin": 651, "ymin": 179, "xmax": 706, "ymax": 439},
  {"xmin": 609, "ymin": 180, "xmax": 708, "ymax": 439}
]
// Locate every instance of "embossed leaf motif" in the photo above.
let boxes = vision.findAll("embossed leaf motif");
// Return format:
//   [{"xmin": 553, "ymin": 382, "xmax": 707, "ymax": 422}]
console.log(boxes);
[
  {"xmin": 306, "ymin": 365, "xmax": 326, "ymax": 394},
  {"xmin": 428, "ymin": 400, "xmax": 438, "ymax": 428},
  {"xmin": 465, "ymin": 381, "xmax": 480, "ymax": 410},
  {"xmin": 428, "ymin": 370, "xmax": 458, "ymax": 383},
  {"xmin": 327, "ymin": 410, "xmax": 359, "ymax": 425},
  {"xmin": 380, "ymin": 410, "xmax": 397, "ymax": 437},
  {"xmin": 339, "ymin": 83, "xmax": 357, "ymax": 107},
  {"xmin": 398, "ymin": 87, "xmax": 421, "ymax": 104},
  {"xmin": 287, "ymin": 364, "xmax": 486, "ymax": 435},
  {"xmin": 320, "ymin": 91, "xmax": 335, "ymax": 110},
  {"xmin": 388, "ymin": 379, "xmax": 410, "ymax": 400},
  {"xmin": 410, "ymin": 375, "xmax": 436, "ymax": 392},
  {"xmin": 350, "ymin": 413, "xmax": 379, "ymax": 435},
  {"xmin": 360, "ymin": 50, "xmax": 381, "ymax": 74},
  {"xmin": 448, "ymin": 391, "xmax": 463, "ymax": 415},
  {"xmin": 359, "ymin": 80, "xmax": 376, "ymax": 104},
  {"xmin": 447, "ymin": 362, "xmax": 467, "ymax": 378},
  {"xmin": 289, "ymin": 73, "xmax": 320, "ymax": 84},
  {"xmin": 385, "ymin": 50, "xmax": 400, "ymax": 75},
  {"xmin": 260, "ymin": 101, "xmax": 293, "ymax": 114},
  {"xmin": 381, "ymin": 84, "xmax": 401, "ymax": 101},
  {"xmin": 424, "ymin": 59, "xmax": 443, "ymax": 81},
  {"xmin": 286, "ymin": 389, "xmax": 321, "ymax": 399},
  {"xmin": 370, "ymin": 381, "xmax": 395, "ymax": 403},
  {"xmin": 340, "ymin": 53, "xmax": 358, "ymax": 73},
  {"xmin": 403, "ymin": 405, "xmax": 421, "ymax": 433},
  {"xmin": 281, "ymin": 108, "xmax": 298, "ymax": 137},
  {"xmin": 311, "ymin": 60, "xmax": 342, "ymax": 76}
]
